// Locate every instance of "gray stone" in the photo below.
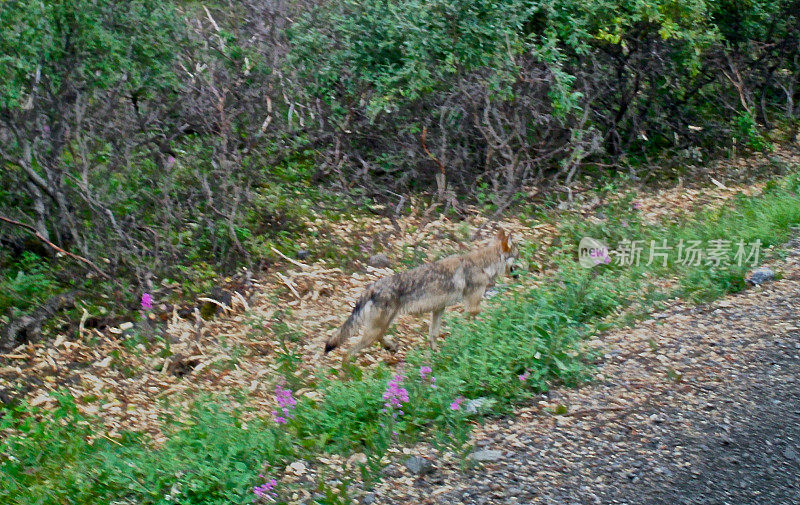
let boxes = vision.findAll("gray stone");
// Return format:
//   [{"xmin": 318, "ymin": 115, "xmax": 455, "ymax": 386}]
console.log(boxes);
[
  {"xmin": 653, "ymin": 466, "xmax": 674, "ymax": 478},
  {"xmin": 464, "ymin": 397, "xmax": 495, "ymax": 414},
  {"xmin": 747, "ymin": 267, "xmax": 775, "ymax": 286},
  {"xmin": 471, "ymin": 449, "xmax": 505, "ymax": 462},
  {"xmin": 296, "ymin": 249, "xmax": 310, "ymax": 260},
  {"xmin": 362, "ymin": 492, "xmax": 376, "ymax": 504},
  {"xmin": 403, "ymin": 456, "xmax": 435, "ymax": 475},
  {"xmin": 367, "ymin": 253, "xmax": 391, "ymax": 268}
]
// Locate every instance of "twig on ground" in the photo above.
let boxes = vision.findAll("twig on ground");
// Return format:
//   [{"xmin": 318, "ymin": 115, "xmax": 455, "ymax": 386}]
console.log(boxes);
[
  {"xmin": 270, "ymin": 246, "xmax": 308, "ymax": 270},
  {"xmin": 276, "ymin": 272, "xmax": 302, "ymax": 299}
]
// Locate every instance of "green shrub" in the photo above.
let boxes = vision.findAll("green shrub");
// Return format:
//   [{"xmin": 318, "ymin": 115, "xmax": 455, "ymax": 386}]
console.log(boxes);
[
  {"xmin": 0, "ymin": 252, "xmax": 58, "ymax": 316},
  {"xmin": 1, "ymin": 396, "xmax": 291, "ymax": 505},
  {"xmin": 733, "ymin": 110, "xmax": 773, "ymax": 152}
]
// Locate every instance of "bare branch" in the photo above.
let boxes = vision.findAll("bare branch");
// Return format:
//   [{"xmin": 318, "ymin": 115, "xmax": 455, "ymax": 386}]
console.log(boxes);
[{"xmin": 0, "ymin": 215, "xmax": 112, "ymax": 280}]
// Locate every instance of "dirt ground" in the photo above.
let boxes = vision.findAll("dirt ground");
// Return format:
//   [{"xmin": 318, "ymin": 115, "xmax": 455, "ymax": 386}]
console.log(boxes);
[{"xmin": 0, "ymin": 150, "xmax": 796, "ymax": 444}]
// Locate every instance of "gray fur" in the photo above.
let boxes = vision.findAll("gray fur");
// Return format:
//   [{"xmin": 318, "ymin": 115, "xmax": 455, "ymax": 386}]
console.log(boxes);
[{"xmin": 324, "ymin": 232, "xmax": 519, "ymax": 358}]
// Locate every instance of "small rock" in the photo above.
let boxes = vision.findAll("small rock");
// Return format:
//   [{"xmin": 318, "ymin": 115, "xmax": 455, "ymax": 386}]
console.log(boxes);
[
  {"xmin": 382, "ymin": 464, "xmax": 402, "ymax": 477},
  {"xmin": 403, "ymin": 456, "xmax": 435, "ymax": 476},
  {"xmin": 286, "ymin": 460, "xmax": 307, "ymax": 475},
  {"xmin": 470, "ymin": 449, "xmax": 505, "ymax": 462},
  {"xmin": 465, "ymin": 397, "xmax": 495, "ymax": 414},
  {"xmin": 747, "ymin": 267, "xmax": 775, "ymax": 286},
  {"xmin": 296, "ymin": 249, "xmax": 310, "ymax": 260},
  {"xmin": 362, "ymin": 492, "xmax": 376, "ymax": 504},
  {"xmin": 367, "ymin": 253, "xmax": 391, "ymax": 268},
  {"xmin": 119, "ymin": 322, "xmax": 134, "ymax": 331},
  {"xmin": 784, "ymin": 445, "xmax": 799, "ymax": 463},
  {"xmin": 653, "ymin": 466, "xmax": 674, "ymax": 478},
  {"xmin": 649, "ymin": 413, "xmax": 666, "ymax": 424}
]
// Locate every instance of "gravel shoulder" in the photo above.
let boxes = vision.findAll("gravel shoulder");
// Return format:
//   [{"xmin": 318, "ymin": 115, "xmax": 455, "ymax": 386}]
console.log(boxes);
[{"xmin": 363, "ymin": 242, "xmax": 800, "ymax": 505}]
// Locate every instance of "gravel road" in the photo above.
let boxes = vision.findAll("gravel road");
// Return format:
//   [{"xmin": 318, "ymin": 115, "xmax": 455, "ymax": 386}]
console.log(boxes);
[{"xmin": 362, "ymin": 245, "xmax": 800, "ymax": 505}]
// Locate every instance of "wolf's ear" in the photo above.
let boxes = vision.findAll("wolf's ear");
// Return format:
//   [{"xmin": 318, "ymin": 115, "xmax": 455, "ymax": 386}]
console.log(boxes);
[{"xmin": 497, "ymin": 229, "xmax": 510, "ymax": 253}]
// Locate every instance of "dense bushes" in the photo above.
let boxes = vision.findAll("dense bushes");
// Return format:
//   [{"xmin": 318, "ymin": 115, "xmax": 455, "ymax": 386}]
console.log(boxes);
[
  {"xmin": 0, "ymin": 0, "xmax": 315, "ymax": 326},
  {"xmin": 289, "ymin": 0, "xmax": 799, "ymax": 195},
  {"xmin": 1, "ymin": 0, "xmax": 798, "ymax": 323}
]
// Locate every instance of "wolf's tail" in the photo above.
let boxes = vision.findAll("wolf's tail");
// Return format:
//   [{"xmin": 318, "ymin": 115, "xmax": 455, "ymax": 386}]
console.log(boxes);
[{"xmin": 324, "ymin": 287, "xmax": 374, "ymax": 354}]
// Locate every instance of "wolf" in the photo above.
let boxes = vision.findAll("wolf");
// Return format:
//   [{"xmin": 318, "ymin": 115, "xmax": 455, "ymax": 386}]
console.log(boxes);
[{"xmin": 324, "ymin": 229, "xmax": 519, "ymax": 358}]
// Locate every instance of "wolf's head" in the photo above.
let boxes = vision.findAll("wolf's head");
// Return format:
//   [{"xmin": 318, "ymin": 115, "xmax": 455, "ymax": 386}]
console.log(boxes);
[{"xmin": 495, "ymin": 229, "xmax": 520, "ymax": 279}]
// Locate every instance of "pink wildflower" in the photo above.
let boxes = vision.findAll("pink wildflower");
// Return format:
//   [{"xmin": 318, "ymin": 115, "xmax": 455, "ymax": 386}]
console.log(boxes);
[
  {"xmin": 419, "ymin": 365, "xmax": 437, "ymax": 388},
  {"xmin": 519, "ymin": 370, "xmax": 530, "ymax": 382},
  {"xmin": 253, "ymin": 476, "xmax": 278, "ymax": 501},
  {"xmin": 273, "ymin": 383, "xmax": 296, "ymax": 424},
  {"xmin": 450, "ymin": 396, "xmax": 465, "ymax": 411},
  {"xmin": 383, "ymin": 374, "xmax": 409, "ymax": 417},
  {"xmin": 141, "ymin": 293, "xmax": 153, "ymax": 310}
]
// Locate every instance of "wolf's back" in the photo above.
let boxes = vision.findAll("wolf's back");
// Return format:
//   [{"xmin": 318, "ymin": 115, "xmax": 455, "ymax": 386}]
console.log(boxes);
[{"xmin": 324, "ymin": 286, "xmax": 376, "ymax": 353}]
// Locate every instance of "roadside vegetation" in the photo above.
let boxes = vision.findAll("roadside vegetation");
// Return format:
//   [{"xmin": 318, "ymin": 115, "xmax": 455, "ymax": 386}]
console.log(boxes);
[
  {"xmin": 4, "ymin": 167, "xmax": 800, "ymax": 504},
  {"xmin": 2, "ymin": 0, "xmax": 800, "ymax": 502}
]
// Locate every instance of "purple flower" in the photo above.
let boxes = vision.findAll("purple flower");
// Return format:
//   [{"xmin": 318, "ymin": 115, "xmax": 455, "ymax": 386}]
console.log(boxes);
[
  {"xmin": 518, "ymin": 370, "xmax": 530, "ymax": 382},
  {"xmin": 450, "ymin": 396, "xmax": 465, "ymax": 411},
  {"xmin": 141, "ymin": 293, "xmax": 153, "ymax": 310},
  {"xmin": 253, "ymin": 476, "xmax": 278, "ymax": 501},
  {"xmin": 273, "ymin": 383, "xmax": 296, "ymax": 424},
  {"xmin": 632, "ymin": 201, "xmax": 642, "ymax": 210},
  {"xmin": 419, "ymin": 365, "xmax": 437, "ymax": 388},
  {"xmin": 382, "ymin": 374, "xmax": 409, "ymax": 414}
]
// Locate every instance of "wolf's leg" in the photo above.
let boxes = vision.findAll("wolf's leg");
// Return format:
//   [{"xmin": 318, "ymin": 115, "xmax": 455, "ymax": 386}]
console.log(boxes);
[
  {"xmin": 376, "ymin": 310, "xmax": 399, "ymax": 353},
  {"xmin": 464, "ymin": 285, "xmax": 487, "ymax": 319},
  {"xmin": 346, "ymin": 309, "xmax": 396, "ymax": 358},
  {"xmin": 428, "ymin": 308, "xmax": 445, "ymax": 350}
]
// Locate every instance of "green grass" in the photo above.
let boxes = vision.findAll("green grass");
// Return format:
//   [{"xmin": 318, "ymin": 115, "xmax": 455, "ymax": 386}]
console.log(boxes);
[{"xmin": 3, "ymin": 169, "xmax": 800, "ymax": 504}]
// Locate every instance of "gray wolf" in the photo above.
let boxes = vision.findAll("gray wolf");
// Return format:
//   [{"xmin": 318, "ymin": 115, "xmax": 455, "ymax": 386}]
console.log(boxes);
[{"xmin": 324, "ymin": 230, "xmax": 519, "ymax": 357}]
